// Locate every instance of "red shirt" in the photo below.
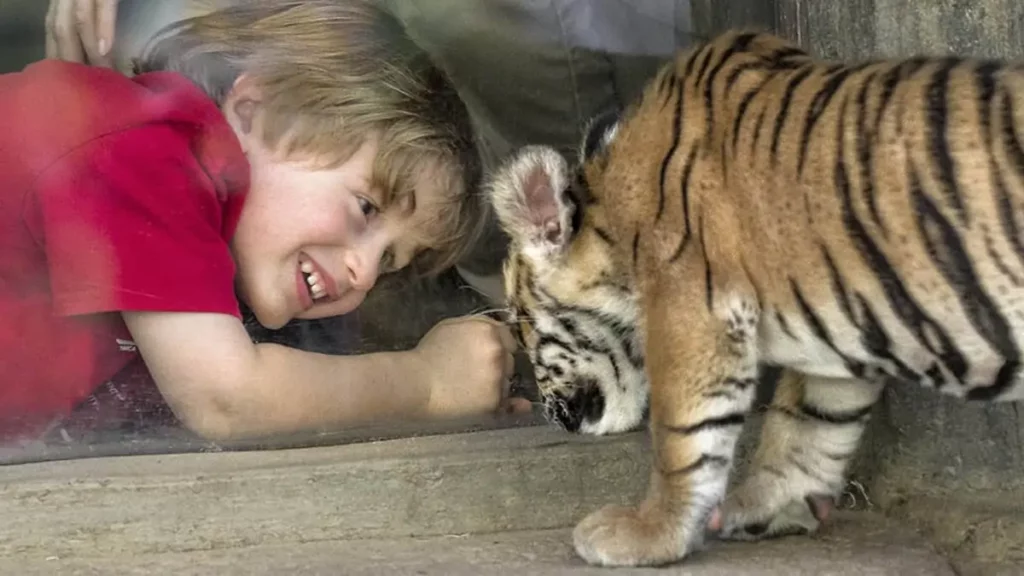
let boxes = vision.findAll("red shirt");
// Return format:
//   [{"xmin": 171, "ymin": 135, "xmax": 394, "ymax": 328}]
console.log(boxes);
[{"xmin": 0, "ymin": 61, "xmax": 250, "ymax": 442}]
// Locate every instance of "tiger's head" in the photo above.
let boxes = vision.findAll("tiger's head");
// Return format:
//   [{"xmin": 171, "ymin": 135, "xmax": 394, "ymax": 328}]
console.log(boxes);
[{"xmin": 486, "ymin": 114, "xmax": 649, "ymax": 435}]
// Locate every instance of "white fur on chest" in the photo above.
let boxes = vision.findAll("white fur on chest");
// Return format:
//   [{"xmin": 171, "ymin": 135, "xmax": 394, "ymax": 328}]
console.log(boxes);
[
  {"xmin": 758, "ymin": 310, "xmax": 855, "ymax": 379},
  {"xmin": 757, "ymin": 302, "xmax": 1024, "ymax": 400}
]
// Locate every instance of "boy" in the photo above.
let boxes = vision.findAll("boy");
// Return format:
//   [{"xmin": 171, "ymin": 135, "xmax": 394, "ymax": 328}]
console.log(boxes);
[{"xmin": 1, "ymin": 0, "xmax": 521, "ymax": 443}]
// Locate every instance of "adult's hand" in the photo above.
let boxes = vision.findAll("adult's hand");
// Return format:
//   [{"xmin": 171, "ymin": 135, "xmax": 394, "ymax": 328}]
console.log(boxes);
[{"xmin": 45, "ymin": 0, "xmax": 120, "ymax": 68}]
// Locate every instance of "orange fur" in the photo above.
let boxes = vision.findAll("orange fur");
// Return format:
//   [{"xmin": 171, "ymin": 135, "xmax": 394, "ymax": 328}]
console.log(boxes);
[{"xmin": 490, "ymin": 29, "xmax": 1024, "ymax": 566}]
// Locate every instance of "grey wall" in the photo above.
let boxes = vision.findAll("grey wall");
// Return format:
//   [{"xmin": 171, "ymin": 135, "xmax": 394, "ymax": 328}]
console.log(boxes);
[{"xmin": 0, "ymin": 0, "xmax": 47, "ymax": 73}]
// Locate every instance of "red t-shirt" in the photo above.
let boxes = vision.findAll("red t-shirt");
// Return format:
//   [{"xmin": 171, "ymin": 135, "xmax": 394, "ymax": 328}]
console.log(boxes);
[{"xmin": 0, "ymin": 61, "xmax": 250, "ymax": 442}]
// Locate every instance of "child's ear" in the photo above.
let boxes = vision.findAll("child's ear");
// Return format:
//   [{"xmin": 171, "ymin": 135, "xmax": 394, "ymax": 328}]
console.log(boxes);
[
  {"xmin": 222, "ymin": 74, "xmax": 263, "ymax": 144},
  {"xmin": 487, "ymin": 145, "xmax": 575, "ymax": 262}
]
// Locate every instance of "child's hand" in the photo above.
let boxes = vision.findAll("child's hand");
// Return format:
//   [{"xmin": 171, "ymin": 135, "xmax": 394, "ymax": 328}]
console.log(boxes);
[
  {"xmin": 45, "ymin": 0, "xmax": 120, "ymax": 67},
  {"xmin": 413, "ymin": 316, "xmax": 520, "ymax": 419}
]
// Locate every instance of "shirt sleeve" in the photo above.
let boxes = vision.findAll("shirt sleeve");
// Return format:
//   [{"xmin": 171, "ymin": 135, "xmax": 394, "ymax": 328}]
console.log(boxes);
[{"xmin": 28, "ymin": 124, "xmax": 243, "ymax": 319}]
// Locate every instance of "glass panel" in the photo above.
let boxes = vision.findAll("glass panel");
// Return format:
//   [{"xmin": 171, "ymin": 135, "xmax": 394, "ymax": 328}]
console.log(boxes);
[{"xmin": 0, "ymin": 0, "xmax": 699, "ymax": 465}]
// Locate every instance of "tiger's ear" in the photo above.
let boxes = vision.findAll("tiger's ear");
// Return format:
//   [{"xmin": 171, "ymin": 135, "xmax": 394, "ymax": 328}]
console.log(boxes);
[{"xmin": 487, "ymin": 145, "xmax": 574, "ymax": 261}]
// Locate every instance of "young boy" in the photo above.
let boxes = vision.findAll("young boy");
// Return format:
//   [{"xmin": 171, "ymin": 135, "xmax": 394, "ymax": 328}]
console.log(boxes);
[{"xmin": 1, "ymin": 0, "xmax": 521, "ymax": 444}]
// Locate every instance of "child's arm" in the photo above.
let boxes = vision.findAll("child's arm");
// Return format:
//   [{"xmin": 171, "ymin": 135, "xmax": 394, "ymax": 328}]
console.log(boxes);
[{"xmin": 123, "ymin": 310, "xmax": 515, "ymax": 440}]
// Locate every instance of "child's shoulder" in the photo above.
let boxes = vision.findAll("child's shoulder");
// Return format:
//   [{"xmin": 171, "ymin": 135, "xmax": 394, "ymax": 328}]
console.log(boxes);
[{"xmin": 3, "ymin": 61, "xmax": 236, "ymax": 184}]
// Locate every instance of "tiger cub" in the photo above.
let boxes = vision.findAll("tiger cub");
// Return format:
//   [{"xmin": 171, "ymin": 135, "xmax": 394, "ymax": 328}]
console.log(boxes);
[{"xmin": 486, "ymin": 29, "xmax": 1024, "ymax": 567}]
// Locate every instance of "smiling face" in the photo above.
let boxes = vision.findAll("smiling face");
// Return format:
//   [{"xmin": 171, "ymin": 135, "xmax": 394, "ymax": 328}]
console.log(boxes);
[
  {"xmin": 222, "ymin": 83, "xmax": 450, "ymax": 329},
  {"xmin": 232, "ymin": 138, "xmax": 446, "ymax": 329}
]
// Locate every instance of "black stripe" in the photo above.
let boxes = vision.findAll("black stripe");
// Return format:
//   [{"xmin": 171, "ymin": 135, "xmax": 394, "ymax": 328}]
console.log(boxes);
[
  {"xmin": 911, "ymin": 169, "xmax": 1021, "ymax": 398},
  {"xmin": 700, "ymin": 213, "xmax": 713, "ymax": 312},
  {"xmin": 684, "ymin": 42, "xmax": 710, "ymax": 79},
  {"xmin": 663, "ymin": 412, "xmax": 746, "ymax": 435},
  {"xmin": 732, "ymin": 77, "xmax": 770, "ymax": 153},
  {"xmin": 657, "ymin": 78, "xmax": 684, "ymax": 222},
  {"xmin": 926, "ymin": 363, "xmax": 948, "ymax": 389},
  {"xmin": 771, "ymin": 66, "xmax": 815, "ymax": 164},
  {"xmin": 725, "ymin": 61, "xmax": 768, "ymax": 91},
  {"xmin": 926, "ymin": 58, "xmax": 968, "ymax": 222},
  {"xmin": 875, "ymin": 58, "xmax": 929, "ymax": 136},
  {"xmin": 669, "ymin": 146, "xmax": 699, "ymax": 262},
  {"xmin": 534, "ymin": 333, "xmax": 575, "ymax": 362},
  {"xmin": 702, "ymin": 33, "xmax": 757, "ymax": 134},
  {"xmin": 821, "ymin": 244, "xmax": 859, "ymax": 328},
  {"xmin": 592, "ymin": 226, "xmax": 614, "ymax": 245},
  {"xmin": 776, "ymin": 311, "xmax": 798, "ymax": 339},
  {"xmin": 854, "ymin": 293, "xmax": 925, "ymax": 384},
  {"xmin": 1003, "ymin": 86, "xmax": 1024, "ymax": 182},
  {"xmin": 995, "ymin": 84, "xmax": 1024, "ymax": 285},
  {"xmin": 724, "ymin": 377, "xmax": 758, "ymax": 391},
  {"xmin": 969, "ymin": 233, "xmax": 1018, "ymax": 292},
  {"xmin": 799, "ymin": 401, "xmax": 874, "ymax": 424},
  {"xmin": 791, "ymin": 278, "xmax": 841, "ymax": 354},
  {"xmin": 769, "ymin": 46, "xmax": 809, "ymax": 68},
  {"xmin": 664, "ymin": 454, "xmax": 730, "ymax": 478},
  {"xmin": 978, "ymin": 65, "xmax": 1024, "ymax": 284},
  {"xmin": 752, "ymin": 108, "xmax": 768, "ymax": 156},
  {"xmin": 694, "ymin": 42, "xmax": 716, "ymax": 86},
  {"xmin": 855, "ymin": 70, "xmax": 887, "ymax": 235},
  {"xmin": 798, "ymin": 65, "xmax": 865, "ymax": 176},
  {"xmin": 836, "ymin": 95, "xmax": 969, "ymax": 383},
  {"xmin": 583, "ymin": 108, "xmax": 623, "ymax": 161},
  {"xmin": 536, "ymin": 286, "xmax": 645, "ymax": 369},
  {"xmin": 551, "ymin": 313, "xmax": 624, "ymax": 385},
  {"xmin": 976, "ymin": 61, "xmax": 999, "ymax": 145},
  {"xmin": 656, "ymin": 67, "xmax": 676, "ymax": 103}
]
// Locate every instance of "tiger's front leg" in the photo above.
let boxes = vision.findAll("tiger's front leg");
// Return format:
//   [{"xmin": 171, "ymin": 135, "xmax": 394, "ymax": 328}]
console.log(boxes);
[{"xmin": 572, "ymin": 256, "xmax": 761, "ymax": 567}]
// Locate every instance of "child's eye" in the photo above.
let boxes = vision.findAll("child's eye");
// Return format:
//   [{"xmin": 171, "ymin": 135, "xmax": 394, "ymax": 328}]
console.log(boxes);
[{"xmin": 357, "ymin": 197, "xmax": 378, "ymax": 217}]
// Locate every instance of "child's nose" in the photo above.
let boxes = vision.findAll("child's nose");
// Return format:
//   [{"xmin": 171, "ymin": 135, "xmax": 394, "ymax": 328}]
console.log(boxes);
[{"xmin": 344, "ymin": 247, "xmax": 380, "ymax": 292}]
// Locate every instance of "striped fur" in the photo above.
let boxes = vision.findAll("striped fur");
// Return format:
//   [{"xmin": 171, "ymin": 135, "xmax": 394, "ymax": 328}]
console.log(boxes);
[
  {"xmin": 487, "ymin": 29, "xmax": 1024, "ymax": 567},
  {"xmin": 488, "ymin": 146, "xmax": 649, "ymax": 435}
]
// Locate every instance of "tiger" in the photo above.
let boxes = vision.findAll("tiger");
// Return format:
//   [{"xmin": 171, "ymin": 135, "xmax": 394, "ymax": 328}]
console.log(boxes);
[{"xmin": 485, "ymin": 28, "xmax": 1024, "ymax": 567}]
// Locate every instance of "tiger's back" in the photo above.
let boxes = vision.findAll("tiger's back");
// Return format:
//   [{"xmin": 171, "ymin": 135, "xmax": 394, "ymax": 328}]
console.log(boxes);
[
  {"xmin": 592, "ymin": 29, "xmax": 1024, "ymax": 401},
  {"xmin": 487, "ymin": 29, "xmax": 1024, "ymax": 567}
]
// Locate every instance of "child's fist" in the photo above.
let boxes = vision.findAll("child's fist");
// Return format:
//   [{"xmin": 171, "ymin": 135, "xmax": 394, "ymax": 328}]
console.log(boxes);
[{"xmin": 413, "ymin": 316, "xmax": 519, "ymax": 419}]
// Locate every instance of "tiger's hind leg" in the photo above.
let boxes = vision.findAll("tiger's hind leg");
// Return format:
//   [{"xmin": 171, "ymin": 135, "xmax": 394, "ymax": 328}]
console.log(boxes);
[
  {"xmin": 716, "ymin": 369, "xmax": 884, "ymax": 541},
  {"xmin": 572, "ymin": 253, "xmax": 762, "ymax": 567}
]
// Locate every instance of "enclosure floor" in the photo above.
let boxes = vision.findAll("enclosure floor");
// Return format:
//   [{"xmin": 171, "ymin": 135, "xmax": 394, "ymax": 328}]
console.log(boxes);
[
  {"xmin": 12, "ymin": 514, "xmax": 955, "ymax": 575},
  {"xmin": 1, "ymin": 427, "xmax": 957, "ymax": 575}
]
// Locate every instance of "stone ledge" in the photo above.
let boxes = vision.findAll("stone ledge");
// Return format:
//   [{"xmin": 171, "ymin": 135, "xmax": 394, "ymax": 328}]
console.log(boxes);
[
  {"xmin": 0, "ymin": 427, "xmax": 649, "ymax": 559},
  {"xmin": 8, "ymin": 514, "xmax": 955, "ymax": 576}
]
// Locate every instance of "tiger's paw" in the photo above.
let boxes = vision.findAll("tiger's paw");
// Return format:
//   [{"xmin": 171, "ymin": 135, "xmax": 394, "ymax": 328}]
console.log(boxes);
[
  {"xmin": 712, "ymin": 494, "xmax": 833, "ymax": 541},
  {"xmin": 572, "ymin": 504, "xmax": 698, "ymax": 567}
]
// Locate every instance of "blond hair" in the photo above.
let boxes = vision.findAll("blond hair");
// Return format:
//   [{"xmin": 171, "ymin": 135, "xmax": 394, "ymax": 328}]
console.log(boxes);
[{"xmin": 136, "ymin": 0, "xmax": 485, "ymax": 276}]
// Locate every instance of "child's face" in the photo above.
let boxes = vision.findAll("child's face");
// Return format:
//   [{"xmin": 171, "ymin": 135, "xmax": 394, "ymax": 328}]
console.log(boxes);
[{"xmin": 228, "ymin": 127, "xmax": 443, "ymax": 330}]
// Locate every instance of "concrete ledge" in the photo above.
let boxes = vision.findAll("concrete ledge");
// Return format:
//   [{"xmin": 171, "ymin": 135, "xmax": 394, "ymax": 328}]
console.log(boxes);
[
  {"xmin": 0, "ymin": 424, "xmax": 976, "ymax": 574},
  {"xmin": 0, "ymin": 427, "xmax": 650, "ymax": 559},
  {"xmin": 7, "ymin": 514, "xmax": 955, "ymax": 575}
]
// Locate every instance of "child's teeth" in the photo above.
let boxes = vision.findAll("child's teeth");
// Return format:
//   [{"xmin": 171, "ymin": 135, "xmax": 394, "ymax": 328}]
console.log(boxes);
[
  {"xmin": 306, "ymin": 272, "xmax": 319, "ymax": 286},
  {"xmin": 300, "ymin": 261, "xmax": 314, "ymax": 274}
]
